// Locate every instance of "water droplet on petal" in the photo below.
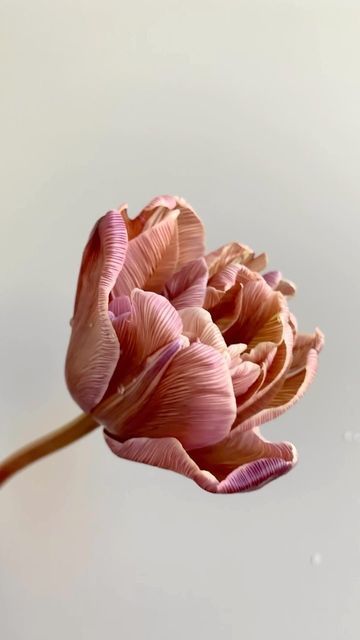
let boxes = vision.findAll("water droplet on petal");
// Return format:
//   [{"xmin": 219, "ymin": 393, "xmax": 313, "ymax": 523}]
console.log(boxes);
[
  {"xmin": 343, "ymin": 431, "xmax": 353, "ymax": 443},
  {"xmin": 311, "ymin": 552, "xmax": 323, "ymax": 566}
]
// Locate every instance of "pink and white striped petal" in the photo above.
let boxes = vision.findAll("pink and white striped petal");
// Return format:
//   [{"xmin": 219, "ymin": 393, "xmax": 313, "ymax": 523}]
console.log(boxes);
[{"xmin": 65, "ymin": 211, "xmax": 128, "ymax": 412}]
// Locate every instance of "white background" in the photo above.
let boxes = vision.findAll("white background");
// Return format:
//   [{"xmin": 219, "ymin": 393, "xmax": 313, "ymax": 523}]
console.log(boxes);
[{"xmin": 1, "ymin": 1, "xmax": 359, "ymax": 638}]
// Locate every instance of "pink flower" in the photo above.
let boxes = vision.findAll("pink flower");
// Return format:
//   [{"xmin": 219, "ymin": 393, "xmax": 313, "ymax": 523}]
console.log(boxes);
[{"xmin": 65, "ymin": 195, "xmax": 323, "ymax": 493}]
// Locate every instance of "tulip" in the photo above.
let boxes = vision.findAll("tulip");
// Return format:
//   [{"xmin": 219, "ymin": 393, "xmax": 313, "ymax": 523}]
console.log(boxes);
[{"xmin": 0, "ymin": 196, "xmax": 323, "ymax": 492}]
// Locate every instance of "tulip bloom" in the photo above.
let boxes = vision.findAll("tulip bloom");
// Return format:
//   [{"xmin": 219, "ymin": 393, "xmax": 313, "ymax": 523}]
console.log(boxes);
[{"xmin": 63, "ymin": 195, "xmax": 323, "ymax": 493}]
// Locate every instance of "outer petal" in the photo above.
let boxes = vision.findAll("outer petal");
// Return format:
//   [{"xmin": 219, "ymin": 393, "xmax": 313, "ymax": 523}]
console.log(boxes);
[
  {"xmin": 104, "ymin": 434, "xmax": 218, "ymax": 492},
  {"xmin": 65, "ymin": 211, "xmax": 128, "ymax": 412},
  {"xmin": 113, "ymin": 211, "xmax": 179, "ymax": 296},
  {"xmin": 100, "ymin": 342, "xmax": 236, "ymax": 450},
  {"xmin": 164, "ymin": 257, "xmax": 208, "ymax": 310},
  {"xmin": 189, "ymin": 427, "xmax": 297, "ymax": 489},
  {"xmin": 216, "ymin": 458, "xmax": 294, "ymax": 493}
]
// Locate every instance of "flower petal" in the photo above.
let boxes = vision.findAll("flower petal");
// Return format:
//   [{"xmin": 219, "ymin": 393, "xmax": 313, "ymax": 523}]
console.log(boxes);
[
  {"xmin": 104, "ymin": 434, "xmax": 218, "ymax": 492},
  {"xmin": 113, "ymin": 211, "xmax": 179, "ymax": 296},
  {"xmin": 179, "ymin": 307, "xmax": 228, "ymax": 355},
  {"xmin": 121, "ymin": 195, "xmax": 177, "ymax": 240},
  {"xmin": 104, "ymin": 342, "xmax": 236, "ymax": 450},
  {"xmin": 205, "ymin": 242, "xmax": 254, "ymax": 278},
  {"xmin": 216, "ymin": 458, "xmax": 294, "ymax": 493},
  {"xmin": 174, "ymin": 196, "xmax": 205, "ymax": 267},
  {"xmin": 235, "ymin": 344, "xmax": 320, "ymax": 431},
  {"xmin": 189, "ymin": 427, "xmax": 297, "ymax": 491},
  {"xmin": 231, "ymin": 361, "xmax": 261, "ymax": 396},
  {"xmin": 109, "ymin": 291, "xmax": 183, "ymax": 389},
  {"xmin": 65, "ymin": 211, "xmax": 128, "ymax": 412},
  {"xmin": 164, "ymin": 257, "xmax": 208, "ymax": 310},
  {"xmin": 208, "ymin": 282, "xmax": 243, "ymax": 333},
  {"xmin": 244, "ymin": 252, "xmax": 268, "ymax": 273},
  {"xmin": 263, "ymin": 270, "xmax": 282, "ymax": 289},
  {"xmin": 276, "ymin": 279, "xmax": 296, "ymax": 296}
]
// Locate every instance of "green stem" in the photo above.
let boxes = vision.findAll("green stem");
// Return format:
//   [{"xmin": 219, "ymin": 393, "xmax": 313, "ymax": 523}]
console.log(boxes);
[{"xmin": 0, "ymin": 413, "xmax": 99, "ymax": 487}]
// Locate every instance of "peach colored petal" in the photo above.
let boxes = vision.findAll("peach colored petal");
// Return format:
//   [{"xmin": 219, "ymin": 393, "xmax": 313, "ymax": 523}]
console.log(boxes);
[
  {"xmin": 113, "ymin": 211, "xmax": 179, "ymax": 296},
  {"xmin": 104, "ymin": 434, "xmax": 218, "ymax": 492},
  {"xmin": 235, "ymin": 345, "xmax": 320, "ymax": 431},
  {"xmin": 208, "ymin": 264, "xmax": 240, "ymax": 291},
  {"xmin": 224, "ymin": 279, "xmax": 283, "ymax": 346},
  {"xmin": 164, "ymin": 257, "xmax": 208, "ymax": 310},
  {"xmin": 276, "ymin": 279, "xmax": 296, "ymax": 296},
  {"xmin": 234, "ymin": 321, "xmax": 294, "ymax": 428},
  {"xmin": 121, "ymin": 195, "xmax": 177, "ymax": 240},
  {"xmin": 242, "ymin": 342, "xmax": 277, "ymax": 369},
  {"xmin": 179, "ymin": 307, "xmax": 228, "ymax": 356},
  {"xmin": 290, "ymin": 328, "xmax": 324, "ymax": 373},
  {"xmin": 104, "ymin": 342, "xmax": 237, "ymax": 450},
  {"xmin": 65, "ymin": 211, "xmax": 128, "ymax": 412},
  {"xmin": 244, "ymin": 252, "xmax": 268, "ymax": 272},
  {"xmin": 208, "ymin": 282, "xmax": 243, "ymax": 333},
  {"xmin": 205, "ymin": 242, "xmax": 254, "ymax": 278}
]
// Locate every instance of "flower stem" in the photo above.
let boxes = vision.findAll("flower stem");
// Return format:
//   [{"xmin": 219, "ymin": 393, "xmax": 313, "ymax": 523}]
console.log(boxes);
[{"xmin": 0, "ymin": 413, "xmax": 99, "ymax": 487}]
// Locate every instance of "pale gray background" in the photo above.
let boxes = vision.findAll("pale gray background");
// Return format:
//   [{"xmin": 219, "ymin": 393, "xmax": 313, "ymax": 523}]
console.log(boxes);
[{"xmin": 0, "ymin": 1, "xmax": 359, "ymax": 638}]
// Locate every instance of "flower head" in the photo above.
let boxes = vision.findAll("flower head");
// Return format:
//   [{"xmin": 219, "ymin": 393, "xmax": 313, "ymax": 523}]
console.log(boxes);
[{"xmin": 65, "ymin": 196, "xmax": 323, "ymax": 493}]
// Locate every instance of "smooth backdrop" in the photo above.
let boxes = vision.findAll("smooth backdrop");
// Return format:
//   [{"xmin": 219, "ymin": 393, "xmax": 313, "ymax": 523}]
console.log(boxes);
[{"xmin": 1, "ymin": 1, "xmax": 359, "ymax": 639}]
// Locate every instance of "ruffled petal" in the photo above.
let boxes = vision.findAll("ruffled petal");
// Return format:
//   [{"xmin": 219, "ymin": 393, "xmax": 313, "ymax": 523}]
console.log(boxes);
[
  {"xmin": 244, "ymin": 252, "xmax": 268, "ymax": 273},
  {"xmin": 189, "ymin": 427, "xmax": 297, "ymax": 488},
  {"xmin": 207, "ymin": 282, "xmax": 243, "ymax": 333},
  {"xmin": 234, "ymin": 321, "xmax": 294, "ymax": 428},
  {"xmin": 164, "ymin": 257, "xmax": 208, "ymax": 310},
  {"xmin": 65, "ymin": 211, "xmax": 128, "ymax": 412},
  {"xmin": 174, "ymin": 196, "xmax": 205, "ymax": 267},
  {"xmin": 104, "ymin": 434, "xmax": 218, "ymax": 492},
  {"xmin": 113, "ymin": 211, "xmax": 179, "ymax": 296},
  {"xmin": 179, "ymin": 307, "xmax": 228, "ymax": 356},
  {"xmin": 235, "ymin": 341, "xmax": 321, "ymax": 431},
  {"xmin": 121, "ymin": 195, "xmax": 177, "ymax": 240},
  {"xmin": 216, "ymin": 457, "xmax": 294, "ymax": 493},
  {"xmin": 205, "ymin": 242, "xmax": 254, "ymax": 278}
]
